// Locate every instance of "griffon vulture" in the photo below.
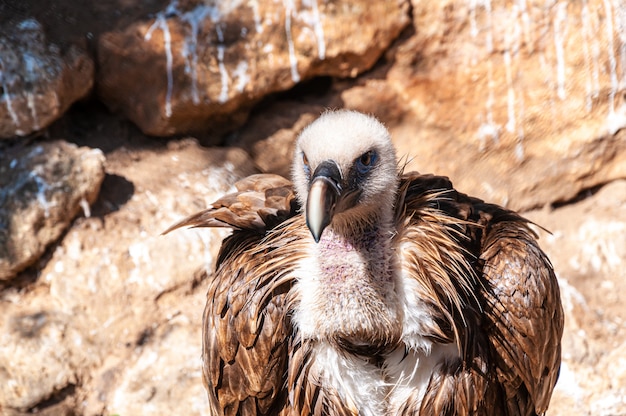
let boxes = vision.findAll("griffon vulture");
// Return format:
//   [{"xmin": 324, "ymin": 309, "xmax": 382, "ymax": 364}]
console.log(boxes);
[{"xmin": 164, "ymin": 110, "xmax": 563, "ymax": 416}]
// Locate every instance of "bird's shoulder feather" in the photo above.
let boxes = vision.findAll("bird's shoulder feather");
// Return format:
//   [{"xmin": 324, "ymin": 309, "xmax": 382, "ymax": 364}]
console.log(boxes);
[
  {"xmin": 162, "ymin": 173, "xmax": 297, "ymax": 235},
  {"xmin": 202, "ymin": 215, "xmax": 311, "ymax": 415},
  {"xmin": 162, "ymin": 174, "xmax": 304, "ymax": 415},
  {"xmin": 397, "ymin": 172, "xmax": 563, "ymax": 415}
]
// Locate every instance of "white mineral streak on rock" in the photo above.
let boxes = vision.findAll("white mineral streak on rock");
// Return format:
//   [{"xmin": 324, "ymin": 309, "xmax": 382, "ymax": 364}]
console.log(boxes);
[
  {"xmin": 553, "ymin": 1, "xmax": 568, "ymax": 101},
  {"xmin": 471, "ymin": 0, "xmax": 499, "ymax": 150},
  {"xmin": 308, "ymin": 0, "xmax": 326, "ymax": 59},
  {"xmin": 581, "ymin": 0, "xmax": 600, "ymax": 112},
  {"xmin": 283, "ymin": 0, "xmax": 301, "ymax": 83},
  {"xmin": 145, "ymin": 3, "xmax": 176, "ymax": 118},
  {"xmin": 0, "ymin": 68, "xmax": 20, "ymax": 131},
  {"xmin": 249, "ymin": 0, "xmax": 264, "ymax": 33}
]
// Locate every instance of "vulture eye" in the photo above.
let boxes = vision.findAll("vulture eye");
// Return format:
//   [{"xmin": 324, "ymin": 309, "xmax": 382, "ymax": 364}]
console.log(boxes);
[
  {"xmin": 302, "ymin": 152, "xmax": 311, "ymax": 177},
  {"xmin": 356, "ymin": 151, "xmax": 377, "ymax": 174}
]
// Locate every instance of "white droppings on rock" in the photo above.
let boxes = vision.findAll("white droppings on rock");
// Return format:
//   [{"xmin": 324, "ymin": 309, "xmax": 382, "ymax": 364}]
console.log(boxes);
[
  {"xmin": 476, "ymin": 122, "xmax": 500, "ymax": 152},
  {"xmin": 180, "ymin": 5, "xmax": 215, "ymax": 104},
  {"xmin": 553, "ymin": 1, "xmax": 568, "ymax": 101},
  {"xmin": 145, "ymin": 10, "xmax": 175, "ymax": 117},
  {"xmin": 79, "ymin": 197, "xmax": 91, "ymax": 218},
  {"xmin": 233, "ymin": 60, "xmax": 250, "ymax": 92},
  {"xmin": 217, "ymin": 44, "xmax": 230, "ymax": 103},
  {"xmin": 581, "ymin": 0, "xmax": 600, "ymax": 112},
  {"xmin": 577, "ymin": 219, "xmax": 626, "ymax": 272},
  {"xmin": 283, "ymin": 0, "xmax": 301, "ymax": 83},
  {"xmin": 66, "ymin": 233, "xmax": 83, "ymax": 261},
  {"xmin": 300, "ymin": 0, "xmax": 326, "ymax": 59},
  {"xmin": 503, "ymin": 49, "xmax": 516, "ymax": 134},
  {"xmin": 23, "ymin": 53, "xmax": 41, "ymax": 129},
  {"xmin": 249, "ymin": 0, "xmax": 264, "ymax": 33},
  {"xmin": 28, "ymin": 171, "xmax": 54, "ymax": 218},
  {"xmin": 128, "ymin": 241, "xmax": 153, "ymax": 286},
  {"xmin": 0, "ymin": 62, "xmax": 21, "ymax": 130},
  {"xmin": 603, "ymin": 0, "xmax": 619, "ymax": 118},
  {"xmin": 145, "ymin": 0, "xmax": 252, "ymax": 109},
  {"xmin": 606, "ymin": 103, "xmax": 626, "ymax": 135}
]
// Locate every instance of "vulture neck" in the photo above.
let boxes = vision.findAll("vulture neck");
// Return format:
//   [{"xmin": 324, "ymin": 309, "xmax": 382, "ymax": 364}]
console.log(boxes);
[
  {"xmin": 315, "ymin": 211, "xmax": 395, "ymax": 286},
  {"xmin": 296, "ymin": 206, "xmax": 402, "ymax": 355}
]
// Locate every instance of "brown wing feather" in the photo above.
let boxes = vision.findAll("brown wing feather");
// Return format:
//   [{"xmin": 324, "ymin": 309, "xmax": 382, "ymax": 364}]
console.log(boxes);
[
  {"xmin": 478, "ymin": 213, "xmax": 563, "ymax": 415},
  {"xmin": 398, "ymin": 172, "xmax": 563, "ymax": 416},
  {"xmin": 162, "ymin": 174, "xmax": 296, "ymax": 234},
  {"xmin": 164, "ymin": 174, "xmax": 303, "ymax": 415},
  {"xmin": 203, "ymin": 218, "xmax": 314, "ymax": 416}
]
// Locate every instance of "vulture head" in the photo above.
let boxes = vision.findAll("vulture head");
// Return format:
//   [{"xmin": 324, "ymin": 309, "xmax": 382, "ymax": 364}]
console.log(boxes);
[
  {"xmin": 292, "ymin": 110, "xmax": 403, "ymax": 352},
  {"xmin": 293, "ymin": 110, "xmax": 399, "ymax": 243}
]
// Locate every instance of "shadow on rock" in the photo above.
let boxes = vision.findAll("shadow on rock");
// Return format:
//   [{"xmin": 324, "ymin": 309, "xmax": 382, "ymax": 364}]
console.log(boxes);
[{"xmin": 91, "ymin": 173, "xmax": 135, "ymax": 217}]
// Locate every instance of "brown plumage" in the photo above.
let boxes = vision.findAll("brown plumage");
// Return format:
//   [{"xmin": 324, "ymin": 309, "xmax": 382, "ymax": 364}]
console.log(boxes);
[{"xmin": 164, "ymin": 110, "xmax": 563, "ymax": 416}]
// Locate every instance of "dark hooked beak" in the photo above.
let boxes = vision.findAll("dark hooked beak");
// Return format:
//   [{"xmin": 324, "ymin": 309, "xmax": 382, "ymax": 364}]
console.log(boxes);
[{"xmin": 306, "ymin": 160, "xmax": 341, "ymax": 243}]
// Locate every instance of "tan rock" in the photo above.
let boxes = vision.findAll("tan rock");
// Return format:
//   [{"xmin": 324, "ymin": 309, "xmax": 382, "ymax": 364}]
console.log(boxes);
[
  {"xmin": 525, "ymin": 180, "xmax": 626, "ymax": 415},
  {"xmin": 0, "ymin": 19, "xmax": 94, "ymax": 139},
  {"xmin": 0, "ymin": 140, "xmax": 258, "ymax": 414},
  {"xmin": 0, "ymin": 298, "xmax": 95, "ymax": 410},
  {"xmin": 96, "ymin": 0, "xmax": 409, "ymax": 137},
  {"xmin": 386, "ymin": 0, "xmax": 626, "ymax": 211},
  {"xmin": 0, "ymin": 140, "xmax": 105, "ymax": 280}
]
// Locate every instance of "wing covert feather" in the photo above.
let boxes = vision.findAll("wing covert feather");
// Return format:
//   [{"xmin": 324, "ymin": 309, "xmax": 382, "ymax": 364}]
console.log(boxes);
[
  {"xmin": 203, "ymin": 231, "xmax": 296, "ymax": 416},
  {"xmin": 166, "ymin": 174, "xmax": 302, "ymax": 415},
  {"xmin": 479, "ymin": 217, "xmax": 563, "ymax": 414},
  {"xmin": 162, "ymin": 173, "xmax": 296, "ymax": 234},
  {"xmin": 398, "ymin": 172, "xmax": 563, "ymax": 416}
]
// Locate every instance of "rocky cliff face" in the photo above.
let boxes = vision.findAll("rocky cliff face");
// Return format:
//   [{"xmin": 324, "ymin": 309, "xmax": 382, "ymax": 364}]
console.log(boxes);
[{"xmin": 1, "ymin": 0, "xmax": 625, "ymax": 414}]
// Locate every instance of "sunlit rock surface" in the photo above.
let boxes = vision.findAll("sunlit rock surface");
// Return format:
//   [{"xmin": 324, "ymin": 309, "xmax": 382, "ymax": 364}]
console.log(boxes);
[
  {"xmin": 0, "ymin": 140, "xmax": 257, "ymax": 414},
  {"xmin": 0, "ymin": 19, "xmax": 93, "ymax": 139},
  {"xmin": 387, "ymin": 0, "xmax": 626, "ymax": 211},
  {"xmin": 0, "ymin": 141, "xmax": 105, "ymax": 280},
  {"xmin": 526, "ymin": 180, "xmax": 626, "ymax": 416},
  {"xmin": 96, "ymin": 0, "xmax": 409, "ymax": 137}
]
